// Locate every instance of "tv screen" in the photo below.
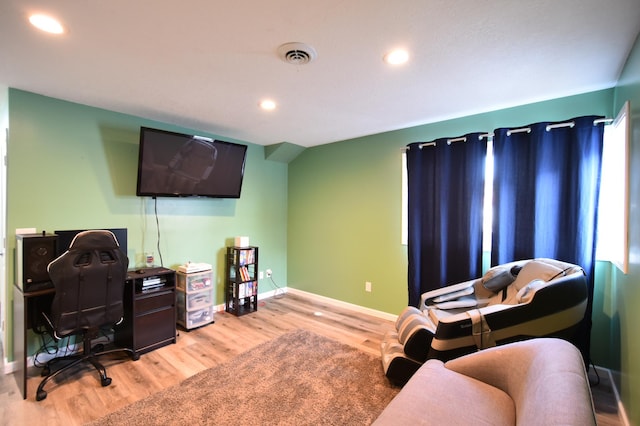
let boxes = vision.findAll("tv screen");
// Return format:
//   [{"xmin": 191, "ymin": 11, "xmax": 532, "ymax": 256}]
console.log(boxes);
[{"xmin": 136, "ymin": 127, "xmax": 248, "ymax": 198}]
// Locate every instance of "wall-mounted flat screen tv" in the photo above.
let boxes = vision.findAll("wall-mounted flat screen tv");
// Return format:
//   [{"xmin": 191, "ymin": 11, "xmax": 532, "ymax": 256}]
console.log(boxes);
[{"xmin": 136, "ymin": 127, "xmax": 248, "ymax": 198}]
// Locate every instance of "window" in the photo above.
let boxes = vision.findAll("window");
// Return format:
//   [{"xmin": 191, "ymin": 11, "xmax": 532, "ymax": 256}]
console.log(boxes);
[
  {"xmin": 401, "ymin": 105, "xmax": 630, "ymax": 273},
  {"xmin": 482, "ymin": 140, "xmax": 494, "ymax": 252},
  {"xmin": 596, "ymin": 101, "xmax": 630, "ymax": 273},
  {"xmin": 400, "ymin": 143, "xmax": 494, "ymax": 249}
]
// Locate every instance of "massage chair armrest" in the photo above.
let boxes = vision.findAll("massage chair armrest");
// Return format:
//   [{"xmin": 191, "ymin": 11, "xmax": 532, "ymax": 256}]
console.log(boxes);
[
  {"xmin": 420, "ymin": 278, "xmax": 478, "ymax": 310},
  {"xmin": 434, "ymin": 270, "xmax": 587, "ymax": 322},
  {"xmin": 429, "ymin": 303, "xmax": 511, "ymax": 326},
  {"xmin": 435, "ymin": 298, "xmax": 585, "ymax": 336},
  {"xmin": 418, "ymin": 260, "xmax": 528, "ymax": 311}
]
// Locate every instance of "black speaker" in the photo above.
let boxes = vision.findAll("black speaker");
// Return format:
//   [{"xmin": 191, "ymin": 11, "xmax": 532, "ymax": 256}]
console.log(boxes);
[{"xmin": 16, "ymin": 234, "xmax": 58, "ymax": 292}]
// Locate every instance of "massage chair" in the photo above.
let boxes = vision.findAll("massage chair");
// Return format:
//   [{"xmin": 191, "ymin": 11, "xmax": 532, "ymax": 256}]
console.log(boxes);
[{"xmin": 381, "ymin": 258, "xmax": 588, "ymax": 386}]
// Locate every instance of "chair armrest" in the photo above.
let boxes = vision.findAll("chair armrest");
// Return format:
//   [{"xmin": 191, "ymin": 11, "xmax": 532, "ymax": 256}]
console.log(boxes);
[{"xmin": 420, "ymin": 279, "xmax": 478, "ymax": 309}]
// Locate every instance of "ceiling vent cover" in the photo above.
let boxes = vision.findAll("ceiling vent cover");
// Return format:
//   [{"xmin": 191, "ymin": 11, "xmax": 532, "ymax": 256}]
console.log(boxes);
[{"xmin": 278, "ymin": 42, "xmax": 317, "ymax": 65}]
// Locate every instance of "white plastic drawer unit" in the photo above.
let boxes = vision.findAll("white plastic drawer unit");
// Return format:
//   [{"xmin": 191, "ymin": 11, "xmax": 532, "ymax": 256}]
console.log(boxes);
[{"xmin": 177, "ymin": 270, "xmax": 213, "ymax": 293}]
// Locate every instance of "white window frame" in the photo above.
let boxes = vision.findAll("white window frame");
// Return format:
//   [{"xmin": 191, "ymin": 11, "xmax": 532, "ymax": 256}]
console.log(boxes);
[{"xmin": 596, "ymin": 101, "xmax": 631, "ymax": 273}]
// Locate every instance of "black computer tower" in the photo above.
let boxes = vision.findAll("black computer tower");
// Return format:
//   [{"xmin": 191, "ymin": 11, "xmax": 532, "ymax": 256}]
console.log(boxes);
[{"xmin": 15, "ymin": 233, "xmax": 58, "ymax": 292}]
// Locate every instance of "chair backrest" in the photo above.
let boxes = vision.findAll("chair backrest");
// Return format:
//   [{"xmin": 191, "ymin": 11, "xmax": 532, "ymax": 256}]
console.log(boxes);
[{"xmin": 47, "ymin": 230, "xmax": 129, "ymax": 337}]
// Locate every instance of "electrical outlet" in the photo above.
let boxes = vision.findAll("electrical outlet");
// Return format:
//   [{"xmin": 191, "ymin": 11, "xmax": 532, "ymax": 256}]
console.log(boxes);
[
  {"xmin": 259, "ymin": 271, "xmax": 264, "ymax": 279},
  {"xmin": 266, "ymin": 269, "xmax": 272, "ymax": 278},
  {"xmin": 365, "ymin": 281, "xmax": 372, "ymax": 292}
]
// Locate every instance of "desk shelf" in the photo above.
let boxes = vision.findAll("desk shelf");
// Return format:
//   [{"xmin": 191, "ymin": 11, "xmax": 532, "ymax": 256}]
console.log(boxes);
[{"xmin": 115, "ymin": 267, "xmax": 177, "ymax": 353}]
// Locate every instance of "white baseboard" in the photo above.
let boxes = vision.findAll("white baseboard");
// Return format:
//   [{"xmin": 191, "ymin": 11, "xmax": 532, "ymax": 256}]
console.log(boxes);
[
  {"xmin": 212, "ymin": 287, "xmax": 285, "ymax": 312},
  {"xmin": 284, "ymin": 287, "xmax": 398, "ymax": 322},
  {"xmin": 4, "ymin": 353, "xmax": 52, "ymax": 374},
  {"xmin": 4, "ymin": 357, "xmax": 17, "ymax": 375},
  {"xmin": 214, "ymin": 286, "xmax": 397, "ymax": 322},
  {"xmin": 3, "ymin": 340, "xmax": 97, "ymax": 375},
  {"xmin": 593, "ymin": 365, "xmax": 629, "ymax": 426}
]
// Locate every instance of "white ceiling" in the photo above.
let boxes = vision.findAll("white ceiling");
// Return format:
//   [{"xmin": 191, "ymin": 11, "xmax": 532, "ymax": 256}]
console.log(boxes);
[{"xmin": 1, "ymin": 1, "xmax": 639, "ymax": 147}]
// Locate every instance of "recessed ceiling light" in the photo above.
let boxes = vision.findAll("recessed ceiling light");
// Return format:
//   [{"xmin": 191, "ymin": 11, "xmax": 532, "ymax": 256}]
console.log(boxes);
[
  {"xmin": 259, "ymin": 100, "xmax": 277, "ymax": 111},
  {"xmin": 29, "ymin": 13, "xmax": 65, "ymax": 34},
  {"xmin": 384, "ymin": 49, "xmax": 409, "ymax": 65}
]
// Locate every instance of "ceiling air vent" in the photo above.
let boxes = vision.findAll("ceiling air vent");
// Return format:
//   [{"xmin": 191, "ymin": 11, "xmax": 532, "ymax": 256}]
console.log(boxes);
[{"xmin": 278, "ymin": 42, "xmax": 317, "ymax": 65}]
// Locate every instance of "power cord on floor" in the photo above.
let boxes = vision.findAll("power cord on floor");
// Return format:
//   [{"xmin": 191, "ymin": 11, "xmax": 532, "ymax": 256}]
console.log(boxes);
[
  {"xmin": 33, "ymin": 332, "xmax": 60, "ymax": 368},
  {"xmin": 32, "ymin": 325, "xmax": 117, "ymax": 369},
  {"xmin": 33, "ymin": 333, "xmax": 78, "ymax": 369},
  {"xmin": 266, "ymin": 273, "xmax": 286, "ymax": 299}
]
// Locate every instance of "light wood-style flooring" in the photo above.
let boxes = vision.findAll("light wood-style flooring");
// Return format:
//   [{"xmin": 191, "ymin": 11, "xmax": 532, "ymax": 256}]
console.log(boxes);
[{"xmin": 0, "ymin": 292, "xmax": 623, "ymax": 425}]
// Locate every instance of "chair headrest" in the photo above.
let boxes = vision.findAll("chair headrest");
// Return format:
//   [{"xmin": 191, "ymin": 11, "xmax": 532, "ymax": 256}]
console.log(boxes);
[{"xmin": 68, "ymin": 230, "xmax": 120, "ymax": 251}]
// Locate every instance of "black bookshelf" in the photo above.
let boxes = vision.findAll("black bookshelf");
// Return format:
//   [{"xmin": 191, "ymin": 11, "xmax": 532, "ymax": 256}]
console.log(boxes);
[{"xmin": 225, "ymin": 246, "xmax": 258, "ymax": 316}]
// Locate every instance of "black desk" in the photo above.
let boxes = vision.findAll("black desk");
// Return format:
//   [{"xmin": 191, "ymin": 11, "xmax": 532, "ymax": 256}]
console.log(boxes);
[
  {"xmin": 12, "ymin": 267, "xmax": 177, "ymax": 400},
  {"xmin": 12, "ymin": 284, "xmax": 55, "ymax": 400}
]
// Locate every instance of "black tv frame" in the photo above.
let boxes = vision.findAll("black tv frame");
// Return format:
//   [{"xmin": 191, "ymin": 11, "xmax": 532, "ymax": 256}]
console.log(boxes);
[{"xmin": 136, "ymin": 126, "xmax": 248, "ymax": 199}]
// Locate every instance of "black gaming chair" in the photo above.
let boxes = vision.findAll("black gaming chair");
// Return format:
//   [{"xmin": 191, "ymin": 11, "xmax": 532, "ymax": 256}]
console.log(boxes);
[{"xmin": 36, "ymin": 230, "xmax": 139, "ymax": 401}]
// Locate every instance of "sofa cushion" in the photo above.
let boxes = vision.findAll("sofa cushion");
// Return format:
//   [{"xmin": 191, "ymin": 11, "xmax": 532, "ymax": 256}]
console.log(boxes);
[{"xmin": 373, "ymin": 360, "xmax": 515, "ymax": 426}]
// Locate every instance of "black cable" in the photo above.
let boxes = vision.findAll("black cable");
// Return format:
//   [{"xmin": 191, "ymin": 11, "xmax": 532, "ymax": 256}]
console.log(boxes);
[
  {"xmin": 34, "ymin": 334, "xmax": 79, "ymax": 368},
  {"xmin": 589, "ymin": 358, "xmax": 601, "ymax": 387},
  {"xmin": 153, "ymin": 197, "xmax": 164, "ymax": 267},
  {"xmin": 33, "ymin": 331, "xmax": 59, "ymax": 368},
  {"xmin": 34, "ymin": 327, "xmax": 117, "ymax": 370}
]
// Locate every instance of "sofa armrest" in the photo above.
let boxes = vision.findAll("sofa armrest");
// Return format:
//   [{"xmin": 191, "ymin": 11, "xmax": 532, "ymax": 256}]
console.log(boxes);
[{"xmin": 444, "ymin": 338, "xmax": 596, "ymax": 425}]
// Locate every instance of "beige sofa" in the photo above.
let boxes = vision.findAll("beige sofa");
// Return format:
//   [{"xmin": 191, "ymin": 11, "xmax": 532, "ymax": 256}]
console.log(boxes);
[{"xmin": 373, "ymin": 338, "xmax": 596, "ymax": 425}]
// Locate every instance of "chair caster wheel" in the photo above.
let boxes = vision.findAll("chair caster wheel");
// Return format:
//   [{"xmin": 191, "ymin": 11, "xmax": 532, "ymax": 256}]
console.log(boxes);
[
  {"xmin": 40, "ymin": 367, "xmax": 50, "ymax": 377},
  {"xmin": 36, "ymin": 390, "xmax": 47, "ymax": 401},
  {"xmin": 132, "ymin": 353, "xmax": 140, "ymax": 361},
  {"xmin": 101, "ymin": 377, "xmax": 112, "ymax": 387}
]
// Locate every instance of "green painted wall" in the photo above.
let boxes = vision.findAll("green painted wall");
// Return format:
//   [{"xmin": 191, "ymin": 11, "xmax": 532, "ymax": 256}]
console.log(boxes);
[
  {"xmin": 610, "ymin": 31, "xmax": 640, "ymax": 426},
  {"xmin": 1, "ymin": 85, "xmax": 7, "ymax": 362},
  {"xmin": 5, "ymin": 89, "xmax": 288, "ymax": 361},
  {"xmin": 288, "ymin": 89, "xmax": 613, "ymax": 316}
]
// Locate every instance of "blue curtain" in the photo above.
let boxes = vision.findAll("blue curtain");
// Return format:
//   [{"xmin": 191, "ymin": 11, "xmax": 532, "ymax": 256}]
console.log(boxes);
[
  {"xmin": 491, "ymin": 115, "xmax": 605, "ymax": 363},
  {"xmin": 406, "ymin": 133, "xmax": 487, "ymax": 307}
]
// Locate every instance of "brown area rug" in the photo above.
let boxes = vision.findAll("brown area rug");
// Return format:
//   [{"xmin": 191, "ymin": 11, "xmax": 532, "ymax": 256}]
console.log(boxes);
[{"xmin": 88, "ymin": 329, "xmax": 399, "ymax": 425}]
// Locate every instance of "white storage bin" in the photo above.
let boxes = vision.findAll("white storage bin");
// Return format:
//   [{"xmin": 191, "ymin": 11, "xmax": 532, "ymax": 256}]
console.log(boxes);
[
  {"xmin": 177, "ymin": 304, "xmax": 214, "ymax": 329},
  {"xmin": 177, "ymin": 270, "xmax": 213, "ymax": 293},
  {"xmin": 177, "ymin": 289, "xmax": 213, "ymax": 310}
]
